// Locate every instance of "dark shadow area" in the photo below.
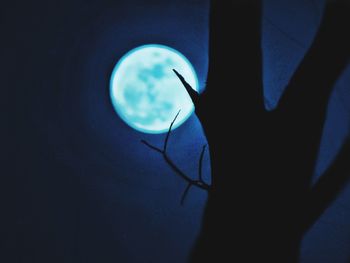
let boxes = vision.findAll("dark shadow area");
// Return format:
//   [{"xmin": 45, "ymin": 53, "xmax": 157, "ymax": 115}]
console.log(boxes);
[
  {"xmin": 2, "ymin": 0, "xmax": 350, "ymax": 262},
  {"xmin": 172, "ymin": 1, "xmax": 350, "ymax": 262},
  {"xmin": 1, "ymin": 1, "xmax": 209, "ymax": 262}
]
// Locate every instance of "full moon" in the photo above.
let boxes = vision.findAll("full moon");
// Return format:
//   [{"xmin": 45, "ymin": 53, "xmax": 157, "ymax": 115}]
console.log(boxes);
[{"xmin": 110, "ymin": 44, "xmax": 199, "ymax": 134}]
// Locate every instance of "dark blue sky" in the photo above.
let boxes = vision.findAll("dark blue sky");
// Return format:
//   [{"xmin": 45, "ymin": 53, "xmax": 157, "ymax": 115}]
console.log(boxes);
[{"xmin": 2, "ymin": 0, "xmax": 350, "ymax": 262}]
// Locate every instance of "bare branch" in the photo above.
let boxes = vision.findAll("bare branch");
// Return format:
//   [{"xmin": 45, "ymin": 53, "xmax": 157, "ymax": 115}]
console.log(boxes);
[
  {"xmin": 199, "ymin": 145, "xmax": 207, "ymax": 183},
  {"xmin": 181, "ymin": 183, "xmax": 193, "ymax": 206},
  {"xmin": 164, "ymin": 110, "xmax": 181, "ymax": 152},
  {"xmin": 141, "ymin": 140, "xmax": 163, "ymax": 153},
  {"xmin": 163, "ymin": 154, "xmax": 197, "ymax": 185},
  {"xmin": 142, "ymin": 111, "xmax": 211, "ymax": 205},
  {"xmin": 173, "ymin": 69, "xmax": 200, "ymax": 105}
]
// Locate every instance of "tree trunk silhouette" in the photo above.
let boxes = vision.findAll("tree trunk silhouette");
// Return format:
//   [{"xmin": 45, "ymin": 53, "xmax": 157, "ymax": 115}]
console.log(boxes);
[{"xmin": 174, "ymin": 1, "xmax": 350, "ymax": 262}]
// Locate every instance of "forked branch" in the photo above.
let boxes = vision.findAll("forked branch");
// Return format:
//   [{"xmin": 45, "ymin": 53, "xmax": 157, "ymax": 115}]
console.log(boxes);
[{"xmin": 141, "ymin": 110, "xmax": 211, "ymax": 205}]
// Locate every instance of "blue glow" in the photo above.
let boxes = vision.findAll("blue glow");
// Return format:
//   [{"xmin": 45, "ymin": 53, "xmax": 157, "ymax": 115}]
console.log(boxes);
[{"xmin": 110, "ymin": 44, "xmax": 199, "ymax": 134}]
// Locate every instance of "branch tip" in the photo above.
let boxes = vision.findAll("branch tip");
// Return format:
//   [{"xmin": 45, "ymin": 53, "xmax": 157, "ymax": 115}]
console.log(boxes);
[
  {"xmin": 173, "ymin": 69, "xmax": 199, "ymax": 104},
  {"xmin": 199, "ymin": 144, "xmax": 207, "ymax": 182},
  {"xmin": 181, "ymin": 183, "xmax": 193, "ymax": 206},
  {"xmin": 141, "ymin": 113, "xmax": 210, "ymax": 206},
  {"xmin": 164, "ymin": 110, "xmax": 181, "ymax": 152}
]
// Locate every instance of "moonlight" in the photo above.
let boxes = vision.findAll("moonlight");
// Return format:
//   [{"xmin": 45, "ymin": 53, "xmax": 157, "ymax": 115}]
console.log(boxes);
[{"xmin": 110, "ymin": 44, "xmax": 199, "ymax": 134}]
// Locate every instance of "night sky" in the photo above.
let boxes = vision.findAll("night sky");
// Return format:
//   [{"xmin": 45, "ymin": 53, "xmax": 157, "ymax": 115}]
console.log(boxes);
[{"xmin": 2, "ymin": 0, "xmax": 350, "ymax": 262}]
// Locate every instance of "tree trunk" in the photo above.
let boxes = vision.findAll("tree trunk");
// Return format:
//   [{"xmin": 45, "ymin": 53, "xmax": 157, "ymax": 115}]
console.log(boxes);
[{"xmin": 187, "ymin": 1, "xmax": 350, "ymax": 262}]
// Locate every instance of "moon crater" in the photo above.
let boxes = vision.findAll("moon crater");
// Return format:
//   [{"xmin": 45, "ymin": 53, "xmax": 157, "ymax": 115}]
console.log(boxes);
[{"xmin": 110, "ymin": 44, "xmax": 199, "ymax": 134}]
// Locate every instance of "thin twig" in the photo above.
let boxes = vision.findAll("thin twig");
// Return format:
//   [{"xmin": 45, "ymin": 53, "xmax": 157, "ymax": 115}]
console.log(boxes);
[
  {"xmin": 164, "ymin": 110, "xmax": 181, "ymax": 152},
  {"xmin": 163, "ymin": 154, "xmax": 197, "ymax": 185},
  {"xmin": 181, "ymin": 183, "xmax": 193, "ymax": 206},
  {"xmin": 141, "ymin": 138, "xmax": 209, "ymax": 190},
  {"xmin": 199, "ymin": 145, "xmax": 207, "ymax": 183},
  {"xmin": 141, "ymin": 140, "xmax": 162, "ymax": 153},
  {"xmin": 141, "ymin": 111, "xmax": 211, "ymax": 205}
]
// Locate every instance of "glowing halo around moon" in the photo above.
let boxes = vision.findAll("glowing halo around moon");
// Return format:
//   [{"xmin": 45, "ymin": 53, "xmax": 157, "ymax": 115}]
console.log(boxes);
[{"xmin": 110, "ymin": 44, "xmax": 199, "ymax": 134}]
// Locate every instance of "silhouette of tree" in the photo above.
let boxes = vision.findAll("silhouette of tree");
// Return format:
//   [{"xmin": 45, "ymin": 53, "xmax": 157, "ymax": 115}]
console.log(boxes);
[
  {"xmin": 144, "ymin": 0, "xmax": 350, "ymax": 261},
  {"xmin": 141, "ymin": 110, "xmax": 210, "ymax": 205}
]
